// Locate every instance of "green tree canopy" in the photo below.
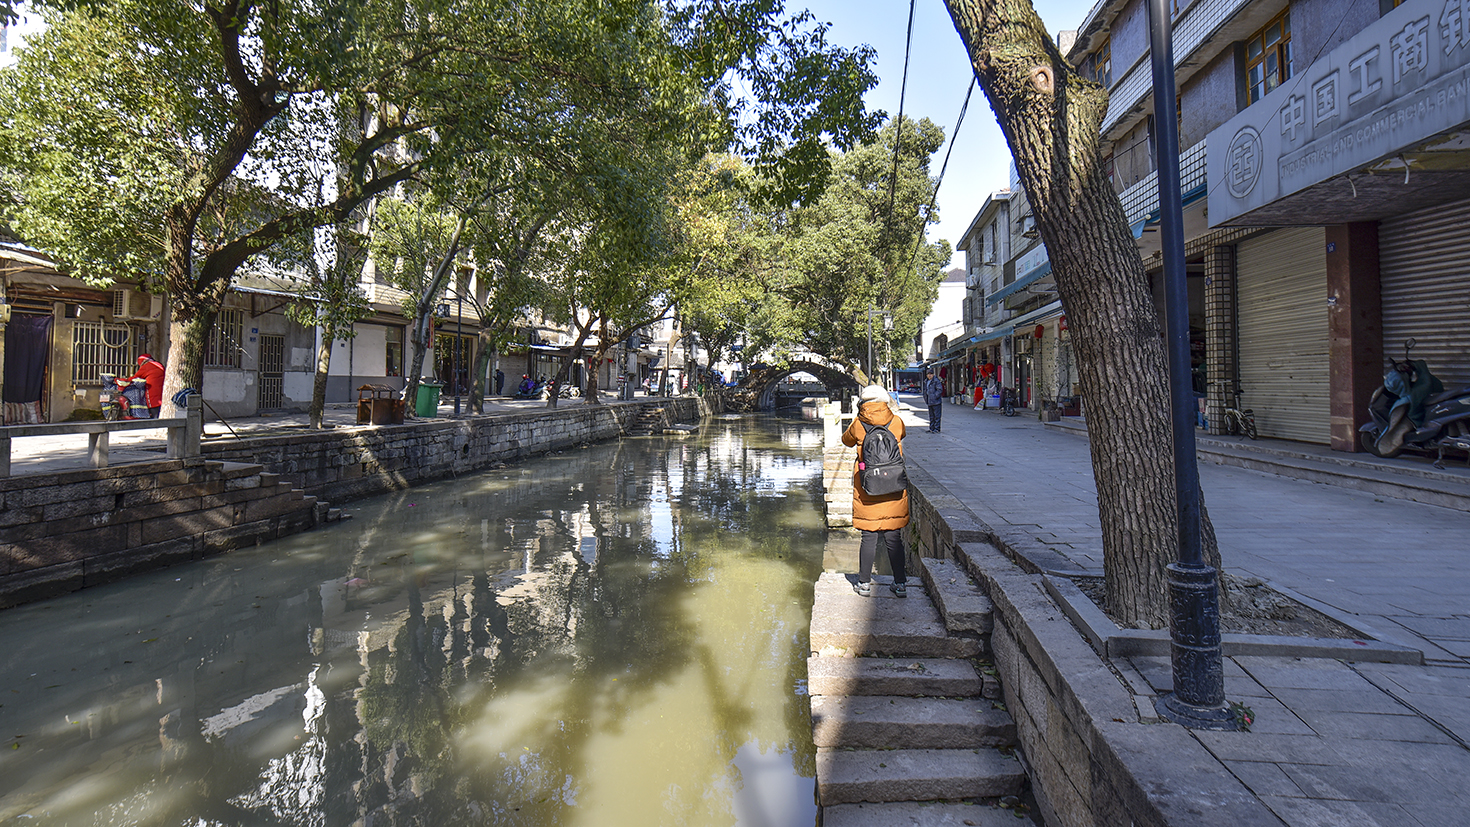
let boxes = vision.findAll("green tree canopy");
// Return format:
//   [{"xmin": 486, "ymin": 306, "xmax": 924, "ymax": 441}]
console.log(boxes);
[{"xmin": 748, "ymin": 116, "xmax": 951, "ymax": 373}]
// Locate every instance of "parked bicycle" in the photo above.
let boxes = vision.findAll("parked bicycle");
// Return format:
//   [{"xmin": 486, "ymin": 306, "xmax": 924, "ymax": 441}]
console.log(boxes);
[{"xmin": 1220, "ymin": 387, "xmax": 1257, "ymax": 439}]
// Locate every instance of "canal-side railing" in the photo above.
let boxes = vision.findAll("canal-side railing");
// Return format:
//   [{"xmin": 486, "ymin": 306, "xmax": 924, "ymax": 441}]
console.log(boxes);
[{"xmin": 0, "ymin": 396, "xmax": 202, "ymax": 477}]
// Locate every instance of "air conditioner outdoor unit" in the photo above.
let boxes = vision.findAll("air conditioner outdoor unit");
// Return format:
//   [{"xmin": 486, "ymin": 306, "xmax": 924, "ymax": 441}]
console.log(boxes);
[{"xmin": 112, "ymin": 289, "xmax": 163, "ymax": 321}]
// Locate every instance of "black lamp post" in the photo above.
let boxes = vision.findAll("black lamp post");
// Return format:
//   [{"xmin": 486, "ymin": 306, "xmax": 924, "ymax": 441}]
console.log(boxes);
[{"xmin": 1146, "ymin": 0, "xmax": 1235, "ymax": 729}]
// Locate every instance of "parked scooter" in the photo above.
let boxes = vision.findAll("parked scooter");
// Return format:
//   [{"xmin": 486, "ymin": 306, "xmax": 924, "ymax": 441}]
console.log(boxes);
[
  {"xmin": 98, "ymin": 373, "xmax": 153, "ymax": 420},
  {"xmin": 512, "ymin": 378, "xmax": 545, "ymax": 400},
  {"xmin": 1359, "ymin": 338, "xmax": 1470, "ymax": 468}
]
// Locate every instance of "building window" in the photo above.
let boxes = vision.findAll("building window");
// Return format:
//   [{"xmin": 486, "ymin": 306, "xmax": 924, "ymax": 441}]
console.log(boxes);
[
  {"xmin": 205, "ymin": 308, "xmax": 243, "ymax": 368},
  {"xmin": 1086, "ymin": 40, "xmax": 1112, "ymax": 87},
  {"xmin": 1246, "ymin": 9, "xmax": 1292, "ymax": 104},
  {"xmin": 72, "ymin": 322, "xmax": 138, "ymax": 384},
  {"xmin": 385, "ymin": 325, "xmax": 403, "ymax": 377}
]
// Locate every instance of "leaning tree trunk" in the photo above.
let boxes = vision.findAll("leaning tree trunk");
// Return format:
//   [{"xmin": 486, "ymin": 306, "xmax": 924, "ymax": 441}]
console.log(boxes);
[
  {"xmin": 584, "ymin": 348, "xmax": 605, "ymax": 405},
  {"xmin": 309, "ymin": 327, "xmax": 334, "ymax": 429},
  {"xmin": 469, "ymin": 331, "xmax": 494, "ymax": 413},
  {"xmin": 944, "ymin": 0, "xmax": 1220, "ymax": 628}
]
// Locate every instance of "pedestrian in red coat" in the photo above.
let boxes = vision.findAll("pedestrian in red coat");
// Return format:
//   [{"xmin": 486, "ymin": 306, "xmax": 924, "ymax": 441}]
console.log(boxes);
[{"xmin": 124, "ymin": 353, "xmax": 165, "ymax": 418}]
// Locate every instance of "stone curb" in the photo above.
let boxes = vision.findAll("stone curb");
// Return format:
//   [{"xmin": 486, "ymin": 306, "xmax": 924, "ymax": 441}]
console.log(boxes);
[
  {"xmin": 904, "ymin": 470, "xmax": 1287, "ymax": 827},
  {"xmin": 1042, "ymin": 575, "xmax": 1423, "ymax": 665}
]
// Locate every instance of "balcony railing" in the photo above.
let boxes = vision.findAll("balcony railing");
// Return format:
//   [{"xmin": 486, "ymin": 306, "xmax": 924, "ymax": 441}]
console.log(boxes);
[
  {"xmin": 1101, "ymin": 0, "xmax": 1253, "ymax": 136},
  {"xmin": 1116, "ymin": 139, "xmax": 1207, "ymax": 227}
]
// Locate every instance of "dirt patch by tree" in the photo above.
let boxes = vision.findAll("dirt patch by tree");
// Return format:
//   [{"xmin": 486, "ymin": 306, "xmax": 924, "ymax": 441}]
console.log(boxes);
[{"xmin": 1070, "ymin": 575, "xmax": 1362, "ymax": 638}]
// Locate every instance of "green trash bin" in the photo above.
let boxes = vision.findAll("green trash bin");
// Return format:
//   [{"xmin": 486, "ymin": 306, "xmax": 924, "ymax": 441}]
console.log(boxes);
[{"xmin": 414, "ymin": 382, "xmax": 443, "ymax": 418}]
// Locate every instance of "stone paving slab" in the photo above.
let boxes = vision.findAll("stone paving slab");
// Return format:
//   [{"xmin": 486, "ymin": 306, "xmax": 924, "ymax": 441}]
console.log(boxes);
[
  {"xmin": 810, "ymin": 695, "xmax": 1015, "ymax": 749},
  {"xmin": 891, "ymin": 394, "xmax": 1470, "ymax": 827},
  {"xmin": 919, "ymin": 556, "xmax": 994, "ymax": 634},
  {"xmin": 806, "ymin": 656, "xmax": 983, "ymax": 698},
  {"xmin": 811, "ymin": 572, "xmax": 982, "ymax": 658},
  {"xmin": 821, "ymin": 800, "xmax": 1023, "ymax": 826},
  {"xmin": 815, "ymin": 748, "xmax": 1024, "ymax": 805}
]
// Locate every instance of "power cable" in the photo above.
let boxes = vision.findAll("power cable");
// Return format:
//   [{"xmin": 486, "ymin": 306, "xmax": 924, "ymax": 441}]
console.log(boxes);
[
  {"xmin": 882, "ymin": 0, "xmax": 918, "ymax": 234},
  {"xmin": 904, "ymin": 78, "xmax": 976, "ymax": 279}
]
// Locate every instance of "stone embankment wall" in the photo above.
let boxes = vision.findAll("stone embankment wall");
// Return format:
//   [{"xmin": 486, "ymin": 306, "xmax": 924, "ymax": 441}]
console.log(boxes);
[
  {"xmin": 1, "ymin": 398, "xmax": 704, "ymax": 610},
  {"xmin": 0, "ymin": 459, "xmax": 323, "ymax": 609},
  {"xmin": 818, "ymin": 401, "xmax": 856, "ymax": 527},
  {"xmin": 201, "ymin": 398, "xmax": 703, "ymax": 502},
  {"xmin": 903, "ymin": 464, "xmax": 1278, "ymax": 827}
]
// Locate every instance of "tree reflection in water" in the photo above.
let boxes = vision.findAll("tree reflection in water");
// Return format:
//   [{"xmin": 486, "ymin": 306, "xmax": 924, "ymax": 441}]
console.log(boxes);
[{"xmin": 0, "ymin": 415, "xmax": 827, "ymax": 827}]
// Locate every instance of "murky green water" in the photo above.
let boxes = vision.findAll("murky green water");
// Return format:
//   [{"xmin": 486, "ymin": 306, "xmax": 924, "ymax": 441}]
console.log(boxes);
[{"xmin": 0, "ymin": 415, "xmax": 828, "ymax": 826}]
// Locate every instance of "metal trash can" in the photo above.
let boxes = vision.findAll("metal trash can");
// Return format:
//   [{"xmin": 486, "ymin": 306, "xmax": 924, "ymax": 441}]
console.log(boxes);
[{"xmin": 414, "ymin": 382, "xmax": 443, "ymax": 418}]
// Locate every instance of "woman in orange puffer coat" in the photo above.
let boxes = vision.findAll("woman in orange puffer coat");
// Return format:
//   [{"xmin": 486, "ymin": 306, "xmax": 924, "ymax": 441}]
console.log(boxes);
[{"xmin": 841, "ymin": 385, "xmax": 910, "ymax": 598}]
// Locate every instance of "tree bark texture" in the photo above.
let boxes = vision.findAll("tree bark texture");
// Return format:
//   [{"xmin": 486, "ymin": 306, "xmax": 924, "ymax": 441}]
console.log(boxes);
[
  {"xmin": 943, "ymin": 0, "xmax": 1219, "ymax": 628},
  {"xmin": 311, "ymin": 333, "xmax": 332, "ymax": 429}
]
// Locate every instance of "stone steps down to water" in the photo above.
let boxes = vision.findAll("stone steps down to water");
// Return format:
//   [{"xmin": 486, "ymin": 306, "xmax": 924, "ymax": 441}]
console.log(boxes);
[
  {"xmin": 625, "ymin": 407, "xmax": 668, "ymax": 436},
  {"xmin": 809, "ymin": 573, "xmax": 985, "ymax": 659},
  {"xmin": 808, "ymin": 568, "xmax": 1024, "ymax": 820},
  {"xmin": 822, "ymin": 799, "xmax": 1031, "ymax": 827}
]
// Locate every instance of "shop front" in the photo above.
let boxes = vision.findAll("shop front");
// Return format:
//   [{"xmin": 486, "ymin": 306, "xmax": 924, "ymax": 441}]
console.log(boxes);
[{"xmin": 1207, "ymin": 0, "xmax": 1470, "ymax": 450}]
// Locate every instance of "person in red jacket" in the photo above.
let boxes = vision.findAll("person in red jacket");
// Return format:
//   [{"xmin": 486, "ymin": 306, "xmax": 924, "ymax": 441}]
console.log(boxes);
[{"xmin": 123, "ymin": 353, "xmax": 165, "ymax": 418}]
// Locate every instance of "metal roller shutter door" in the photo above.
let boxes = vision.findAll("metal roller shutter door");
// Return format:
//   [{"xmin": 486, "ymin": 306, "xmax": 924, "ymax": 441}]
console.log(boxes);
[
  {"xmin": 1378, "ymin": 200, "xmax": 1470, "ymax": 390},
  {"xmin": 1236, "ymin": 227, "xmax": 1329, "ymax": 443}
]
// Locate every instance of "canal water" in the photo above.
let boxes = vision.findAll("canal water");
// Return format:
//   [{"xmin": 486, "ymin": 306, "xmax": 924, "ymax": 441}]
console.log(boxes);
[{"xmin": 0, "ymin": 415, "xmax": 831, "ymax": 826}]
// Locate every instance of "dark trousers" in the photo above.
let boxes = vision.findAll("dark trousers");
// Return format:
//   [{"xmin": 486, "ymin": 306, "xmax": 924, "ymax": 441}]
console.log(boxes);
[
  {"xmin": 928, "ymin": 403, "xmax": 942, "ymax": 432},
  {"xmin": 859, "ymin": 528, "xmax": 906, "ymax": 585}
]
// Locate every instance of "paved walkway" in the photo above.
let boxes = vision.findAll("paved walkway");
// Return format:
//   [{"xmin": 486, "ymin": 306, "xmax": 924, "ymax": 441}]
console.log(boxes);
[
  {"xmin": 2, "ymin": 394, "xmax": 661, "ymax": 477},
  {"xmin": 896, "ymin": 394, "xmax": 1470, "ymax": 827}
]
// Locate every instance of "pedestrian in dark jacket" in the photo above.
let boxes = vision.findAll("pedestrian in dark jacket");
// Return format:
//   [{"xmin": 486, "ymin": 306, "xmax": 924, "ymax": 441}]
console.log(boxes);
[
  {"xmin": 922, "ymin": 372, "xmax": 944, "ymax": 433},
  {"xmin": 495, "ymin": 369, "xmax": 505, "ymax": 395},
  {"xmin": 841, "ymin": 384, "xmax": 911, "ymax": 597}
]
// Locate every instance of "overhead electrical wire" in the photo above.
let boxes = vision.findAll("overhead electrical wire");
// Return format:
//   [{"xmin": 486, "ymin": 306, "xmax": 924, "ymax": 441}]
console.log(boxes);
[
  {"xmin": 904, "ymin": 78, "xmax": 977, "ymax": 278},
  {"xmin": 882, "ymin": 0, "xmax": 919, "ymax": 234}
]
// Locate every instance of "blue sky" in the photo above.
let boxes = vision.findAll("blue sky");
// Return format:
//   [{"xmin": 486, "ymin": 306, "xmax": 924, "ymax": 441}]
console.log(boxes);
[{"xmin": 797, "ymin": 0, "xmax": 1098, "ymax": 269}]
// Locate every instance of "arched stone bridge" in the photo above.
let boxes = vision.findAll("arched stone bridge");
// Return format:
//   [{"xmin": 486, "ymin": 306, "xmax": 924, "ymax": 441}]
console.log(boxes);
[{"xmin": 727, "ymin": 358, "xmax": 861, "ymax": 412}]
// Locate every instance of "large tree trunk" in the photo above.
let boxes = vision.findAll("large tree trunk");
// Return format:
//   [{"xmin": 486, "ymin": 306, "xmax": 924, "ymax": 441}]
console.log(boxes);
[
  {"xmin": 545, "ymin": 318, "xmax": 595, "ymax": 409},
  {"xmin": 470, "ymin": 332, "xmax": 493, "ymax": 413},
  {"xmin": 943, "ymin": 0, "xmax": 1220, "ymax": 628},
  {"xmin": 310, "ymin": 327, "xmax": 332, "ymax": 429},
  {"xmin": 585, "ymin": 347, "xmax": 606, "ymax": 405}
]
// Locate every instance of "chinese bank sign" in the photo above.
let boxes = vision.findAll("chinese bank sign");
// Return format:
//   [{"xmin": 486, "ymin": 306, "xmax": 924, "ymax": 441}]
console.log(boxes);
[{"xmin": 1208, "ymin": 0, "xmax": 1470, "ymax": 223}]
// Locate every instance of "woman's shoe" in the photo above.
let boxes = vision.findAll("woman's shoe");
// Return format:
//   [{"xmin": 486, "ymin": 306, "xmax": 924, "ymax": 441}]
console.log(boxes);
[
  {"xmin": 890, "ymin": 582, "xmax": 907, "ymax": 598},
  {"xmin": 853, "ymin": 580, "xmax": 872, "ymax": 597}
]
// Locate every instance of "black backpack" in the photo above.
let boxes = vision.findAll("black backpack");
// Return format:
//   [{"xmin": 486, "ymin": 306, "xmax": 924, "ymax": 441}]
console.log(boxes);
[{"xmin": 859, "ymin": 420, "xmax": 908, "ymax": 496}]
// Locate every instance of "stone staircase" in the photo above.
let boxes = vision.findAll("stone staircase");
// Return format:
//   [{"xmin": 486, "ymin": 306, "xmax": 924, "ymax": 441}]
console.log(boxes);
[
  {"xmin": 625, "ymin": 406, "xmax": 668, "ymax": 436},
  {"xmin": 823, "ymin": 444, "xmax": 856, "ymax": 527},
  {"xmin": 809, "ymin": 558, "xmax": 1030, "ymax": 826}
]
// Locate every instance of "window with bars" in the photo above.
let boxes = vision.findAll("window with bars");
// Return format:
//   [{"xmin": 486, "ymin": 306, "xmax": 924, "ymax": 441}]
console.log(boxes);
[
  {"xmin": 1246, "ymin": 9, "xmax": 1292, "ymax": 104},
  {"xmin": 72, "ymin": 322, "xmax": 138, "ymax": 384},
  {"xmin": 205, "ymin": 308, "xmax": 244, "ymax": 368}
]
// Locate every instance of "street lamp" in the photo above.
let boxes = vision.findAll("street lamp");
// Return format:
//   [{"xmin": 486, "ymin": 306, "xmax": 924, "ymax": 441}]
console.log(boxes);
[{"xmin": 1147, "ymin": 0, "xmax": 1234, "ymax": 729}]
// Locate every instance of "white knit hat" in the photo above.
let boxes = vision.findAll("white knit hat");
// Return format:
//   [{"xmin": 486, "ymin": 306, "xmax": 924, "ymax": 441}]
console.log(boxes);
[{"xmin": 860, "ymin": 385, "xmax": 888, "ymax": 402}]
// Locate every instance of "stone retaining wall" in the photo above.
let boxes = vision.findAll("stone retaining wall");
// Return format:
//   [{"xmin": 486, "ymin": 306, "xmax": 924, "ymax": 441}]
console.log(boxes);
[
  {"xmin": 2, "ymin": 398, "xmax": 705, "ymax": 610},
  {"xmin": 903, "ymin": 463, "xmax": 1282, "ymax": 827},
  {"xmin": 0, "ymin": 459, "xmax": 322, "ymax": 609},
  {"xmin": 202, "ymin": 398, "xmax": 704, "ymax": 502}
]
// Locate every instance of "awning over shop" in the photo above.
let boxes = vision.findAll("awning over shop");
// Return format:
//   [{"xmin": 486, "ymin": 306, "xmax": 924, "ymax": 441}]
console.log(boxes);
[
  {"xmin": 1006, "ymin": 300, "xmax": 1064, "ymax": 331},
  {"xmin": 987, "ymin": 261, "xmax": 1053, "ymax": 306},
  {"xmin": 934, "ymin": 325, "xmax": 1015, "ymax": 362}
]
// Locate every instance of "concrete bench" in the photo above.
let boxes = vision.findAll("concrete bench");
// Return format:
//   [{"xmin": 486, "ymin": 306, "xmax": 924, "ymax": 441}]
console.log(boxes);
[{"xmin": 0, "ymin": 396, "xmax": 203, "ymax": 477}]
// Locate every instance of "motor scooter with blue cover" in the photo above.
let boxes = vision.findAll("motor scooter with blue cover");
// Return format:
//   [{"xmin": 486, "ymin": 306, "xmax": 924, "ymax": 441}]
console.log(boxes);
[{"xmin": 1359, "ymin": 339, "xmax": 1470, "ymax": 468}]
